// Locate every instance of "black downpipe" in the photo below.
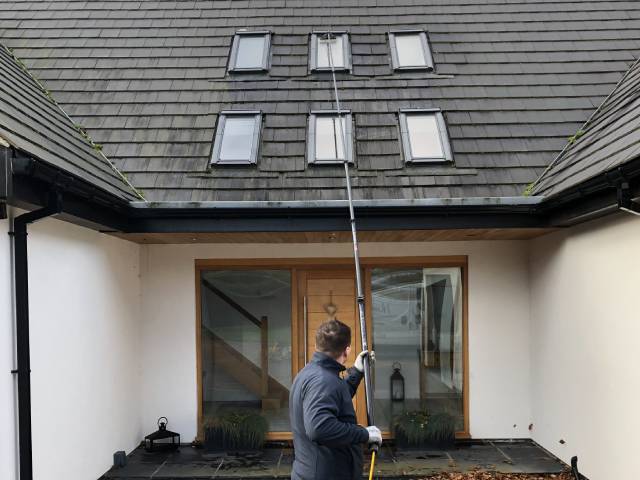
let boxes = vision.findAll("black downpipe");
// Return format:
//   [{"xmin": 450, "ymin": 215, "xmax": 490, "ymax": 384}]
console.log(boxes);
[{"xmin": 12, "ymin": 191, "xmax": 62, "ymax": 480}]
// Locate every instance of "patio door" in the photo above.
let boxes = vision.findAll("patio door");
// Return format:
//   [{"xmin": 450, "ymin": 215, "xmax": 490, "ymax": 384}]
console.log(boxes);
[{"xmin": 297, "ymin": 269, "xmax": 368, "ymax": 426}]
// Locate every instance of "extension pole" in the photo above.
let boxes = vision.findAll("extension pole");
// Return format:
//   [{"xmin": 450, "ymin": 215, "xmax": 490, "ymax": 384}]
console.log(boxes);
[{"xmin": 324, "ymin": 30, "xmax": 377, "ymax": 440}]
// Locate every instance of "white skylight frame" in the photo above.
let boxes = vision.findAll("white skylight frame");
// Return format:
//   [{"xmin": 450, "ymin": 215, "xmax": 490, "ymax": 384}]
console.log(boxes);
[
  {"xmin": 309, "ymin": 31, "xmax": 352, "ymax": 72},
  {"xmin": 211, "ymin": 111, "xmax": 262, "ymax": 165},
  {"xmin": 399, "ymin": 109, "xmax": 453, "ymax": 163},
  {"xmin": 228, "ymin": 31, "xmax": 271, "ymax": 72},
  {"xmin": 307, "ymin": 110, "xmax": 354, "ymax": 164},
  {"xmin": 389, "ymin": 30, "xmax": 434, "ymax": 71}
]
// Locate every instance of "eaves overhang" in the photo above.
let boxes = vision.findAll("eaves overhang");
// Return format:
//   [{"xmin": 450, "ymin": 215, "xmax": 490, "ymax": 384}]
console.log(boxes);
[{"xmin": 9, "ymin": 147, "xmax": 640, "ymax": 235}]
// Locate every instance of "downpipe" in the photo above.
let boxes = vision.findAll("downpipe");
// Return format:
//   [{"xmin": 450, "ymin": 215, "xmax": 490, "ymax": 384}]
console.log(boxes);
[{"xmin": 11, "ymin": 191, "xmax": 62, "ymax": 480}]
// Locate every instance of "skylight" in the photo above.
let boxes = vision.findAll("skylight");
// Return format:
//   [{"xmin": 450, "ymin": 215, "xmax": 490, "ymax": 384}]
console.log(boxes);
[
  {"xmin": 389, "ymin": 31, "xmax": 434, "ymax": 71},
  {"xmin": 399, "ymin": 109, "xmax": 452, "ymax": 162},
  {"xmin": 228, "ymin": 32, "xmax": 271, "ymax": 72},
  {"xmin": 211, "ymin": 111, "xmax": 262, "ymax": 164}
]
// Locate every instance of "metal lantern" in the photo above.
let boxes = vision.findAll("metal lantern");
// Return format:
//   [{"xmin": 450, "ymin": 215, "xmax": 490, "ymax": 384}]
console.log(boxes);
[
  {"xmin": 144, "ymin": 417, "xmax": 180, "ymax": 452},
  {"xmin": 390, "ymin": 362, "xmax": 405, "ymax": 402}
]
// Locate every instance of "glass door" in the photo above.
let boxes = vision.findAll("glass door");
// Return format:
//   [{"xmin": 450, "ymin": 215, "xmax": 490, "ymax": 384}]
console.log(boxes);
[
  {"xmin": 370, "ymin": 266, "xmax": 465, "ymax": 434},
  {"xmin": 199, "ymin": 269, "xmax": 292, "ymax": 433}
]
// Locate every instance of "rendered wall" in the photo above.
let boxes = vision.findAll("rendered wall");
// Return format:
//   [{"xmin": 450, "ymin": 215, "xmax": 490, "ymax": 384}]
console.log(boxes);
[
  {"xmin": 0, "ymin": 214, "xmax": 17, "ymax": 480},
  {"xmin": 140, "ymin": 240, "xmax": 532, "ymax": 441},
  {"xmin": 530, "ymin": 213, "xmax": 640, "ymax": 480},
  {"xmin": 1, "ymin": 210, "xmax": 142, "ymax": 480}
]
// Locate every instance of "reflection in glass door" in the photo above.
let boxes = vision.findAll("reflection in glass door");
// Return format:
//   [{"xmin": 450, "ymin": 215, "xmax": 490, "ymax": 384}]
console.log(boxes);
[
  {"xmin": 200, "ymin": 270, "xmax": 292, "ymax": 432},
  {"xmin": 371, "ymin": 267, "xmax": 465, "ymax": 433}
]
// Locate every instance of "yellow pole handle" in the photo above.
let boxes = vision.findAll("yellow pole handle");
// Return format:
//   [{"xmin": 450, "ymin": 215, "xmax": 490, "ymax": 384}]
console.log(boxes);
[{"xmin": 368, "ymin": 450, "xmax": 376, "ymax": 480}]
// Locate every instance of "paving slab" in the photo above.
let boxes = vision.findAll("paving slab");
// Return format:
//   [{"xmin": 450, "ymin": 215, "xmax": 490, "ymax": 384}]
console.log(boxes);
[{"xmin": 101, "ymin": 439, "xmax": 567, "ymax": 479}]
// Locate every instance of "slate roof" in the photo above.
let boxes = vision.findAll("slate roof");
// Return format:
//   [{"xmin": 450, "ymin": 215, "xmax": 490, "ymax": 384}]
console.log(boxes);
[
  {"xmin": 0, "ymin": 45, "xmax": 140, "ymax": 201},
  {"xmin": 2, "ymin": 0, "xmax": 640, "ymax": 202},
  {"xmin": 532, "ymin": 56, "xmax": 640, "ymax": 197}
]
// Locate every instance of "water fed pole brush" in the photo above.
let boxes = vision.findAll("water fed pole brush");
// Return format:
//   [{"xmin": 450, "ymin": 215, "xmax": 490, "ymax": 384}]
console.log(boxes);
[{"xmin": 323, "ymin": 31, "xmax": 379, "ymax": 477}]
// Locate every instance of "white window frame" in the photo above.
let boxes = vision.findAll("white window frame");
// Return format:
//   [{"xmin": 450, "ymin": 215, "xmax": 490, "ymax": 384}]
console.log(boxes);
[
  {"xmin": 399, "ymin": 109, "xmax": 453, "ymax": 163},
  {"xmin": 309, "ymin": 31, "xmax": 352, "ymax": 72},
  {"xmin": 210, "ymin": 111, "xmax": 262, "ymax": 165},
  {"xmin": 389, "ymin": 30, "xmax": 434, "ymax": 71},
  {"xmin": 228, "ymin": 31, "xmax": 271, "ymax": 72},
  {"xmin": 307, "ymin": 110, "xmax": 354, "ymax": 164}
]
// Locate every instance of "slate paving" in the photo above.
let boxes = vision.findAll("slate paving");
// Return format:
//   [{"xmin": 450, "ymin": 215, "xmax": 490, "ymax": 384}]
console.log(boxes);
[{"xmin": 101, "ymin": 439, "xmax": 566, "ymax": 479}]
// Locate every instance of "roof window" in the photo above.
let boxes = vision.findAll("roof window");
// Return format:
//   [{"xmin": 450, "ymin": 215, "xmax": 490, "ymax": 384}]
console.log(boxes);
[
  {"xmin": 399, "ymin": 109, "xmax": 452, "ymax": 162},
  {"xmin": 228, "ymin": 31, "xmax": 271, "ymax": 72},
  {"xmin": 389, "ymin": 31, "xmax": 434, "ymax": 71},
  {"xmin": 307, "ymin": 111, "xmax": 354, "ymax": 164},
  {"xmin": 211, "ymin": 111, "xmax": 262, "ymax": 165},
  {"xmin": 310, "ymin": 32, "xmax": 351, "ymax": 71}
]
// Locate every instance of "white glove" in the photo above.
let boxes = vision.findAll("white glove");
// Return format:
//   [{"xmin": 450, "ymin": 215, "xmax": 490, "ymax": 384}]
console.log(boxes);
[
  {"xmin": 354, "ymin": 350, "xmax": 375, "ymax": 372},
  {"xmin": 366, "ymin": 425, "xmax": 382, "ymax": 446}
]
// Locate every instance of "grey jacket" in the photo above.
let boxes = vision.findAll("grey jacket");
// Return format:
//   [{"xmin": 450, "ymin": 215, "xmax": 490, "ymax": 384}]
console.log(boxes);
[{"xmin": 289, "ymin": 352, "xmax": 369, "ymax": 480}]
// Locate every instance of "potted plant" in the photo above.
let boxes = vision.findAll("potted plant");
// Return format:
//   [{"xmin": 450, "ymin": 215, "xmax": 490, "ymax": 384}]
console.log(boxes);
[
  {"xmin": 392, "ymin": 410, "xmax": 456, "ymax": 449},
  {"xmin": 203, "ymin": 410, "xmax": 268, "ymax": 452}
]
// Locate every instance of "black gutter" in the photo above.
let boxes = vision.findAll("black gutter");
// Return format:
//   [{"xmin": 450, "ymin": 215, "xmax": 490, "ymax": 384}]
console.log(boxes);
[
  {"xmin": 10, "ymin": 151, "xmax": 132, "ymax": 232},
  {"xmin": 7, "ymin": 144, "xmax": 640, "ymax": 236},
  {"xmin": 539, "ymin": 156, "xmax": 640, "ymax": 226},
  {"xmin": 11, "ymin": 190, "xmax": 62, "ymax": 480}
]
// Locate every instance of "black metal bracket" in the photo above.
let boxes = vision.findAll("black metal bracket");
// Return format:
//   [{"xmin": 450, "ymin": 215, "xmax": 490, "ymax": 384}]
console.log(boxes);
[{"xmin": 616, "ymin": 179, "xmax": 640, "ymax": 215}]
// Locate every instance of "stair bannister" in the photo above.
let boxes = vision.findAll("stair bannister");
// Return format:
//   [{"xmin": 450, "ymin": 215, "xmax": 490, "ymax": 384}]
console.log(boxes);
[
  {"xmin": 260, "ymin": 316, "xmax": 268, "ymax": 398},
  {"xmin": 202, "ymin": 279, "xmax": 270, "ymax": 399}
]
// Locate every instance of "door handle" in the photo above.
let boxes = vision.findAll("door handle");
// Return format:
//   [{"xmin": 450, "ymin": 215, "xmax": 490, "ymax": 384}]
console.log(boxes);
[{"xmin": 303, "ymin": 295, "xmax": 308, "ymax": 363}]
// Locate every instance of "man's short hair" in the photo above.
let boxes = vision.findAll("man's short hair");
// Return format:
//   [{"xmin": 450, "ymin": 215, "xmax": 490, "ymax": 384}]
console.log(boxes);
[{"xmin": 315, "ymin": 319, "xmax": 351, "ymax": 357}]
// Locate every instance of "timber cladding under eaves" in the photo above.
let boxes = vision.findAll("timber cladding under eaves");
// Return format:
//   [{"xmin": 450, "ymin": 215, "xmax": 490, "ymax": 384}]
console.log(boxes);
[{"xmin": 2, "ymin": 0, "xmax": 640, "ymax": 201}]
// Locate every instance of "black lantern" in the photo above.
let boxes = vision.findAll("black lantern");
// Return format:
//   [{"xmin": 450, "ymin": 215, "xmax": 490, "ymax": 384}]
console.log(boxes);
[
  {"xmin": 144, "ymin": 417, "xmax": 180, "ymax": 452},
  {"xmin": 390, "ymin": 362, "xmax": 405, "ymax": 402}
]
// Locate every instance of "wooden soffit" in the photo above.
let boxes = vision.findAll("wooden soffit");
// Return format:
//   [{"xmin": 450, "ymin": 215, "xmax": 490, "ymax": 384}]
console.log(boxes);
[{"xmin": 110, "ymin": 228, "xmax": 555, "ymax": 244}]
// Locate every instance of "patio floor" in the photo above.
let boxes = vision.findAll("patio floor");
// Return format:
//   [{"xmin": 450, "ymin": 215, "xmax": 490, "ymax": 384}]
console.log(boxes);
[{"xmin": 101, "ymin": 439, "xmax": 568, "ymax": 479}]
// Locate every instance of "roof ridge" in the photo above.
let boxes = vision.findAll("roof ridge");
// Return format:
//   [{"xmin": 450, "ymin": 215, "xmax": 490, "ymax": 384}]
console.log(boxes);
[{"xmin": 2, "ymin": 44, "xmax": 146, "ymax": 202}]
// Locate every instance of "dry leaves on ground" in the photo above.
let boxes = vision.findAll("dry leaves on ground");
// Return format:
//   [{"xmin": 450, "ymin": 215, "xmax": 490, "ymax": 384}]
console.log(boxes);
[{"xmin": 418, "ymin": 472, "xmax": 573, "ymax": 480}]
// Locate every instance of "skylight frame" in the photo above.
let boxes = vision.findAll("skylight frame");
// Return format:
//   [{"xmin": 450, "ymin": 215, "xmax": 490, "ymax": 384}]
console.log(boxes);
[
  {"xmin": 399, "ymin": 108, "xmax": 453, "ymax": 163},
  {"xmin": 309, "ymin": 31, "xmax": 352, "ymax": 72},
  {"xmin": 228, "ymin": 31, "xmax": 272, "ymax": 72},
  {"xmin": 210, "ymin": 110, "xmax": 262, "ymax": 165},
  {"xmin": 389, "ymin": 30, "xmax": 435, "ymax": 71},
  {"xmin": 307, "ymin": 110, "xmax": 354, "ymax": 164}
]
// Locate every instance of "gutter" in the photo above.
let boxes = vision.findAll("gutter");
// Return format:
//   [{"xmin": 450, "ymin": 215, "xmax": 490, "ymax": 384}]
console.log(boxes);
[
  {"xmin": 130, "ymin": 196, "xmax": 544, "ymax": 211},
  {"xmin": 10, "ymin": 190, "xmax": 62, "ymax": 480}
]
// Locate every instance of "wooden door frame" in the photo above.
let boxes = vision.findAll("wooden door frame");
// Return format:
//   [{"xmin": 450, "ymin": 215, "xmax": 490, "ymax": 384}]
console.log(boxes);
[{"xmin": 195, "ymin": 256, "xmax": 469, "ymax": 441}]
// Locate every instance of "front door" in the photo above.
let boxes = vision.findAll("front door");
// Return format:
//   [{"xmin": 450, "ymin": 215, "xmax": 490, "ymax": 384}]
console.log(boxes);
[{"xmin": 297, "ymin": 269, "xmax": 368, "ymax": 426}]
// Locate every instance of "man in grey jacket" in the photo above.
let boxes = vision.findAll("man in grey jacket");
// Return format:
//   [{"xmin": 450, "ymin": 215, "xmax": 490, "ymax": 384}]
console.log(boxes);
[{"xmin": 289, "ymin": 319, "xmax": 382, "ymax": 480}]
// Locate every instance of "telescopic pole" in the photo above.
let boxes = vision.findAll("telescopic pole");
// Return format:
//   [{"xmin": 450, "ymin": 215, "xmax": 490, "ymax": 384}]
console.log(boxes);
[{"xmin": 324, "ymin": 31, "xmax": 377, "ymax": 433}]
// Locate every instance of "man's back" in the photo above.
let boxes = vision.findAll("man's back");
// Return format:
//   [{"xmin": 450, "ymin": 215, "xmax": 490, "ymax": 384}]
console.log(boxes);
[{"xmin": 289, "ymin": 352, "xmax": 368, "ymax": 480}]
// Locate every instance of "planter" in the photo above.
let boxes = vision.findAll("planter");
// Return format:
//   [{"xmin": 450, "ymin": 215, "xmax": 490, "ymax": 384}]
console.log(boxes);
[
  {"xmin": 394, "ymin": 430, "xmax": 455, "ymax": 450},
  {"xmin": 203, "ymin": 411, "xmax": 268, "ymax": 452},
  {"xmin": 392, "ymin": 411, "xmax": 456, "ymax": 450}
]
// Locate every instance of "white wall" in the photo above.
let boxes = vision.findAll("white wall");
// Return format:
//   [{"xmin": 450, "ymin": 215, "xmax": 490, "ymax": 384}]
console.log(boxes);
[
  {"xmin": 530, "ymin": 213, "xmax": 640, "ymax": 480},
  {"xmin": 140, "ymin": 240, "xmax": 532, "ymax": 441},
  {"xmin": 1, "ymin": 210, "xmax": 143, "ymax": 480},
  {"xmin": 0, "ymin": 214, "xmax": 18, "ymax": 480}
]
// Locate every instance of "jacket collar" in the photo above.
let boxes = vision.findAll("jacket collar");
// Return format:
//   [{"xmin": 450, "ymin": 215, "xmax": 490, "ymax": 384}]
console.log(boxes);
[{"xmin": 311, "ymin": 351, "xmax": 346, "ymax": 373}]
